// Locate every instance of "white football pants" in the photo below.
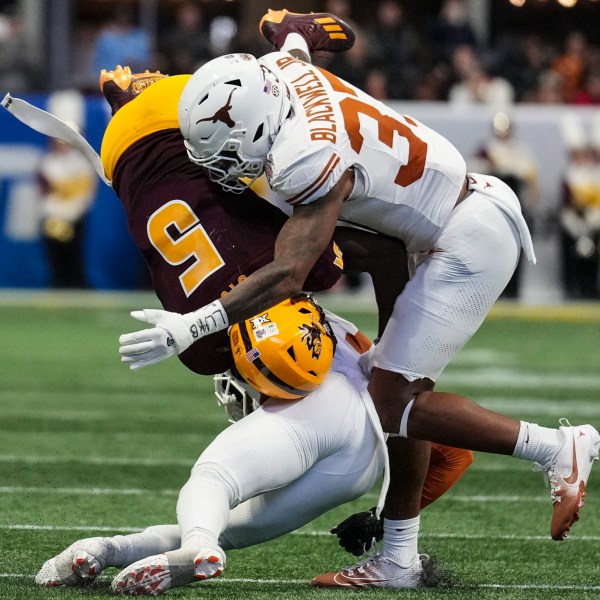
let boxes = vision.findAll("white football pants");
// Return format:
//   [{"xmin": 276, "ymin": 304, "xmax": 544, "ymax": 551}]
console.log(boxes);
[
  {"xmin": 177, "ymin": 369, "xmax": 384, "ymax": 551},
  {"xmin": 370, "ymin": 174, "xmax": 532, "ymax": 381}
]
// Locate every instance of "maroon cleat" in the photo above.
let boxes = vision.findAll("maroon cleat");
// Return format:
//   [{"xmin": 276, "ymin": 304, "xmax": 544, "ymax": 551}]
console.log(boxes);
[
  {"xmin": 99, "ymin": 65, "xmax": 167, "ymax": 115},
  {"xmin": 259, "ymin": 9, "xmax": 355, "ymax": 53}
]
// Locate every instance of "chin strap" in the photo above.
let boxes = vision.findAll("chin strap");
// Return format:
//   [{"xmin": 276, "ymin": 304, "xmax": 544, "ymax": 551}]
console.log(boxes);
[{"xmin": 1, "ymin": 93, "xmax": 111, "ymax": 186}]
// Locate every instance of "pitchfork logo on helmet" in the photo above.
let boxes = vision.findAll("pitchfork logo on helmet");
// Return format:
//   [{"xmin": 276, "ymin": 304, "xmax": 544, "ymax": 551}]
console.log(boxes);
[
  {"xmin": 299, "ymin": 322, "xmax": 324, "ymax": 359},
  {"xmin": 229, "ymin": 295, "xmax": 336, "ymax": 401},
  {"xmin": 178, "ymin": 53, "xmax": 291, "ymax": 194}
]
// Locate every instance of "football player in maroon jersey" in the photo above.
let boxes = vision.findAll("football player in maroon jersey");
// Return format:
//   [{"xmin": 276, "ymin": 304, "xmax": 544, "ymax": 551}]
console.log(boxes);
[{"xmin": 24, "ymin": 12, "xmax": 473, "ymax": 595}]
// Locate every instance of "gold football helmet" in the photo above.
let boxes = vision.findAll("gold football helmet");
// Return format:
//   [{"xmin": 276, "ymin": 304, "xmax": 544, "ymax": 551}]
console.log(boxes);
[{"xmin": 229, "ymin": 295, "xmax": 336, "ymax": 400}]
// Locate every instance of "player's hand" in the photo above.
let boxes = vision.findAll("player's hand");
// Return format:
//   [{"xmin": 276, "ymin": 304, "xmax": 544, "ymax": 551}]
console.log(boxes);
[
  {"xmin": 119, "ymin": 309, "xmax": 194, "ymax": 370},
  {"xmin": 330, "ymin": 507, "xmax": 383, "ymax": 556}
]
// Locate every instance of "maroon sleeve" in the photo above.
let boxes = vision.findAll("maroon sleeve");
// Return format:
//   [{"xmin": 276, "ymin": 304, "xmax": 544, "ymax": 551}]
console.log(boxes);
[{"xmin": 303, "ymin": 239, "xmax": 343, "ymax": 291}]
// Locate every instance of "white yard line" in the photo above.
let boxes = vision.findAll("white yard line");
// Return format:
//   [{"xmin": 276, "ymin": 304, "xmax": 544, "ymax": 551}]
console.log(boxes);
[
  {"xmin": 1, "ymin": 572, "xmax": 599, "ymax": 591},
  {"xmin": 0, "ymin": 485, "xmax": 552, "ymax": 502},
  {"xmin": 439, "ymin": 368, "xmax": 600, "ymax": 390},
  {"xmin": 0, "ymin": 486, "xmax": 178, "ymax": 496},
  {"xmin": 0, "ymin": 455, "xmax": 193, "ymax": 467},
  {"xmin": 0, "ymin": 453, "xmax": 531, "ymax": 471},
  {"xmin": 1, "ymin": 524, "xmax": 144, "ymax": 532},
  {"xmin": 3, "ymin": 523, "xmax": 599, "ymax": 542}
]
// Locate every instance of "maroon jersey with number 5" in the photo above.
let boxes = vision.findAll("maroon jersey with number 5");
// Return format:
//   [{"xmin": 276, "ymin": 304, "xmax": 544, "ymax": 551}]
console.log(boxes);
[{"xmin": 102, "ymin": 76, "xmax": 342, "ymax": 375}]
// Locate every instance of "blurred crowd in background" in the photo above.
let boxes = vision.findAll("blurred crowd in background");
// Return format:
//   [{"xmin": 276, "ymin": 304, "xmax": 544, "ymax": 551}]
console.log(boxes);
[
  {"xmin": 0, "ymin": 0, "xmax": 600, "ymax": 298},
  {"xmin": 1, "ymin": 0, "xmax": 599, "ymax": 106}
]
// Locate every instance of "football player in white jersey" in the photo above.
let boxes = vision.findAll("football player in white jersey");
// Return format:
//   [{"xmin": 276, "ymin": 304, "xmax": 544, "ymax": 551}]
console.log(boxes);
[
  {"xmin": 119, "ymin": 9, "xmax": 600, "ymax": 588},
  {"xmin": 37, "ymin": 297, "xmax": 472, "ymax": 594},
  {"xmin": 25, "ymin": 13, "xmax": 472, "ymax": 595}
]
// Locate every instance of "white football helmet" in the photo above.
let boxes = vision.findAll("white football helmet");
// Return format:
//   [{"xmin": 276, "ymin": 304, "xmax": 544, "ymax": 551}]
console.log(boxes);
[
  {"xmin": 214, "ymin": 370, "xmax": 261, "ymax": 424},
  {"xmin": 178, "ymin": 53, "xmax": 291, "ymax": 193}
]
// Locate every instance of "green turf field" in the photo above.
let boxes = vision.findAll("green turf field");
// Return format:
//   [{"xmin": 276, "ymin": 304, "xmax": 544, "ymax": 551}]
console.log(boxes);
[{"xmin": 1, "ymin": 292, "xmax": 600, "ymax": 599}]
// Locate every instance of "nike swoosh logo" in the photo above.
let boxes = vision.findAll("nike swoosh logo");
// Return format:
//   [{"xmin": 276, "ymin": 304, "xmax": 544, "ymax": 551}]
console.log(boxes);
[
  {"xmin": 333, "ymin": 573, "xmax": 388, "ymax": 585},
  {"xmin": 564, "ymin": 437, "xmax": 579, "ymax": 485}
]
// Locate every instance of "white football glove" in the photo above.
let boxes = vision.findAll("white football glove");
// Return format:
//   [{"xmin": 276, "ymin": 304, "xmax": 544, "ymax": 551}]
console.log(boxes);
[
  {"xmin": 118, "ymin": 301, "xmax": 229, "ymax": 371},
  {"xmin": 119, "ymin": 309, "xmax": 194, "ymax": 370}
]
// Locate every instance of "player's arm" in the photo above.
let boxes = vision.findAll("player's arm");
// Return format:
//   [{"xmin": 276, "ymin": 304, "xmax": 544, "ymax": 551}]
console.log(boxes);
[
  {"xmin": 119, "ymin": 169, "xmax": 355, "ymax": 370},
  {"xmin": 334, "ymin": 229, "xmax": 408, "ymax": 337},
  {"xmin": 222, "ymin": 181, "xmax": 347, "ymax": 322}
]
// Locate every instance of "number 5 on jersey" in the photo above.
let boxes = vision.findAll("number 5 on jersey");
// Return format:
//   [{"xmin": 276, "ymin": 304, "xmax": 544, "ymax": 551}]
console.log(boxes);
[{"xmin": 147, "ymin": 200, "xmax": 225, "ymax": 297}]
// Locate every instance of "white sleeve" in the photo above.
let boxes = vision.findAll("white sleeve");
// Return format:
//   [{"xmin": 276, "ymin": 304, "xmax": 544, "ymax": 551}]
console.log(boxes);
[{"xmin": 269, "ymin": 145, "xmax": 349, "ymax": 207}]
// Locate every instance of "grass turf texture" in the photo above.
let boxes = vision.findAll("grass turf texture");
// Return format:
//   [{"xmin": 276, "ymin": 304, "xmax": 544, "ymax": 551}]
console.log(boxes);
[{"xmin": 1, "ymin": 292, "xmax": 600, "ymax": 598}]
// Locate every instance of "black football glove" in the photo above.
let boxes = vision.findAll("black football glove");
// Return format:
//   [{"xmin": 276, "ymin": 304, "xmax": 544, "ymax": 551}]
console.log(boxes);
[{"xmin": 330, "ymin": 507, "xmax": 384, "ymax": 556}]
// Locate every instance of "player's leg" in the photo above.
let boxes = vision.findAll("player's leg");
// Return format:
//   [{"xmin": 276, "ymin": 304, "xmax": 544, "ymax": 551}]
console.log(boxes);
[
  {"xmin": 371, "ymin": 190, "xmax": 521, "ymax": 434},
  {"xmin": 220, "ymin": 389, "xmax": 383, "ymax": 550},
  {"xmin": 312, "ymin": 193, "xmax": 523, "ymax": 588},
  {"xmin": 112, "ymin": 371, "xmax": 380, "ymax": 595},
  {"xmin": 35, "ymin": 525, "xmax": 181, "ymax": 587},
  {"xmin": 176, "ymin": 375, "xmax": 365, "ymax": 548},
  {"xmin": 313, "ymin": 184, "xmax": 599, "ymax": 588},
  {"xmin": 421, "ymin": 444, "xmax": 474, "ymax": 509},
  {"xmin": 321, "ymin": 195, "xmax": 522, "ymax": 587},
  {"xmin": 373, "ymin": 187, "xmax": 599, "ymax": 538}
]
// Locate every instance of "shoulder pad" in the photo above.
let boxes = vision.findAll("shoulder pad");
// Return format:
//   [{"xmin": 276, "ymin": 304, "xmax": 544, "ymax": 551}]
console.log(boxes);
[{"xmin": 268, "ymin": 144, "xmax": 347, "ymax": 206}]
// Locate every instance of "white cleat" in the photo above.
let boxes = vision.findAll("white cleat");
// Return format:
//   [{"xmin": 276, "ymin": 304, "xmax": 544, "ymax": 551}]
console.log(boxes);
[
  {"xmin": 311, "ymin": 552, "xmax": 427, "ymax": 589},
  {"xmin": 112, "ymin": 546, "xmax": 226, "ymax": 596},
  {"xmin": 36, "ymin": 556, "xmax": 79, "ymax": 588},
  {"xmin": 112, "ymin": 554, "xmax": 172, "ymax": 596},
  {"xmin": 192, "ymin": 547, "xmax": 226, "ymax": 581},
  {"xmin": 541, "ymin": 420, "xmax": 600, "ymax": 540},
  {"xmin": 35, "ymin": 537, "xmax": 112, "ymax": 587},
  {"xmin": 71, "ymin": 549, "xmax": 103, "ymax": 580}
]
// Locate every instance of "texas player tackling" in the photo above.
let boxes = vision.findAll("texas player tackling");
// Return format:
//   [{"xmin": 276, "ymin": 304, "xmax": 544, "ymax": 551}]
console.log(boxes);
[
  {"xmin": 2, "ymin": 12, "xmax": 474, "ymax": 595},
  {"xmin": 119, "ymin": 8, "xmax": 600, "ymax": 589}
]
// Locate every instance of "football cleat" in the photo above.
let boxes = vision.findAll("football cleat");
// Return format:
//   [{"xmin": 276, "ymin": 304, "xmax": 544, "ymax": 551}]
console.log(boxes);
[
  {"xmin": 537, "ymin": 419, "xmax": 600, "ymax": 540},
  {"xmin": 35, "ymin": 537, "xmax": 113, "ymax": 587},
  {"xmin": 259, "ymin": 9, "xmax": 355, "ymax": 53},
  {"xmin": 99, "ymin": 65, "xmax": 167, "ymax": 115},
  {"xmin": 193, "ymin": 547, "xmax": 226, "ymax": 581},
  {"xmin": 311, "ymin": 552, "xmax": 428, "ymax": 589},
  {"xmin": 112, "ymin": 554, "xmax": 172, "ymax": 596},
  {"xmin": 111, "ymin": 547, "xmax": 225, "ymax": 596}
]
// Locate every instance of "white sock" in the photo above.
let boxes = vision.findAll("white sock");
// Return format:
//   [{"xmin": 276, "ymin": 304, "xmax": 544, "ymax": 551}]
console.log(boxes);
[
  {"xmin": 281, "ymin": 32, "xmax": 310, "ymax": 57},
  {"xmin": 177, "ymin": 467, "xmax": 233, "ymax": 552},
  {"xmin": 111, "ymin": 525, "xmax": 181, "ymax": 566},
  {"xmin": 512, "ymin": 421, "xmax": 565, "ymax": 466},
  {"xmin": 381, "ymin": 516, "xmax": 420, "ymax": 567}
]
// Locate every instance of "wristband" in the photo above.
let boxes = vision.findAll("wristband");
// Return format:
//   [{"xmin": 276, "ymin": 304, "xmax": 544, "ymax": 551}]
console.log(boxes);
[{"xmin": 183, "ymin": 300, "xmax": 229, "ymax": 340}]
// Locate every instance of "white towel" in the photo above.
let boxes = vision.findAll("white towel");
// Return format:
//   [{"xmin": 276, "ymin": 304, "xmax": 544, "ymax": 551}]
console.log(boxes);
[{"xmin": 467, "ymin": 172, "xmax": 536, "ymax": 265}]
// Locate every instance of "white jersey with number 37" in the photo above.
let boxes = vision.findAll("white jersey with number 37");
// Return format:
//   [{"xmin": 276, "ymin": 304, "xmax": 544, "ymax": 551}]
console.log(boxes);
[{"xmin": 261, "ymin": 52, "xmax": 467, "ymax": 252}]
